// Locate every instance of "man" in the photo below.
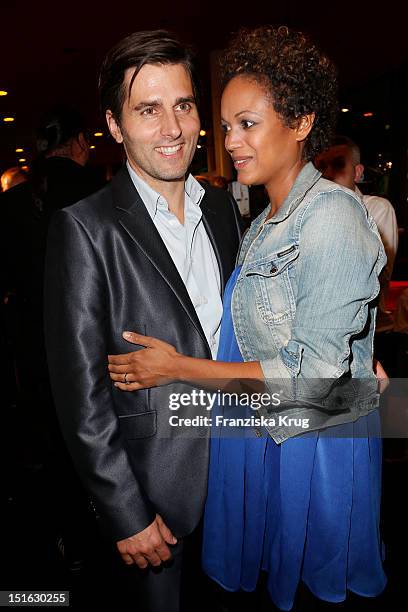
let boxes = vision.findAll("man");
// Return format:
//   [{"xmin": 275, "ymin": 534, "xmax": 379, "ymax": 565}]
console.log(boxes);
[
  {"xmin": 315, "ymin": 135, "xmax": 398, "ymax": 331},
  {"xmin": 44, "ymin": 30, "xmax": 241, "ymax": 611},
  {"xmin": 0, "ymin": 107, "xmax": 104, "ymax": 574},
  {"xmin": 35, "ymin": 105, "xmax": 101, "ymax": 216}
]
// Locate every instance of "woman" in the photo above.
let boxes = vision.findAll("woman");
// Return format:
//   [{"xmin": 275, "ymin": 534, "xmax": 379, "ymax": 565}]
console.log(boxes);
[{"xmin": 109, "ymin": 26, "xmax": 387, "ymax": 610}]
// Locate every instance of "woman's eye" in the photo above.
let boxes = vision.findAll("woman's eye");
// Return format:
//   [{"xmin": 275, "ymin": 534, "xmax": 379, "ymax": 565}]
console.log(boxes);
[
  {"xmin": 221, "ymin": 123, "xmax": 230, "ymax": 133},
  {"xmin": 241, "ymin": 119, "xmax": 255, "ymax": 129}
]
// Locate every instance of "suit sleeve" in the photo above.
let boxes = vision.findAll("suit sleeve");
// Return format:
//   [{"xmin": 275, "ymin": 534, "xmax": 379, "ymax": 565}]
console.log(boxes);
[{"xmin": 44, "ymin": 209, "xmax": 156, "ymax": 541}]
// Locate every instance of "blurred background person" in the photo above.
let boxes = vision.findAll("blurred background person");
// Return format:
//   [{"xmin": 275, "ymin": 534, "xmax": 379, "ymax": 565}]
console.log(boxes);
[
  {"xmin": 0, "ymin": 104, "xmax": 103, "ymax": 574},
  {"xmin": 1, "ymin": 166, "xmax": 28, "ymax": 192},
  {"xmin": 34, "ymin": 104, "xmax": 101, "ymax": 218},
  {"xmin": 315, "ymin": 135, "xmax": 398, "ymax": 333}
]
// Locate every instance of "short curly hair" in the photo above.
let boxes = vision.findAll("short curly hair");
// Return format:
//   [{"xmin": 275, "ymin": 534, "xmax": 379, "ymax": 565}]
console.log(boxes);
[{"xmin": 221, "ymin": 26, "xmax": 338, "ymax": 161}]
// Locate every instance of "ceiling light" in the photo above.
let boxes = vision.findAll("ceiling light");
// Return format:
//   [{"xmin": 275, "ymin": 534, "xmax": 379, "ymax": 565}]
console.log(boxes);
[
  {"xmin": 363, "ymin": 112, "xmax": 373, "ymax": 117},
  {"xmin": 94, "ymin": 132, "xmax": 103, "ymax": 137},
  {"xmin": 197, "ymin": 144, "xmax": 202, "ymax": 149},
  {"xmin": 18, "ymin": 158, "xmax": 26, "ymax": 163},
  {"xmin": 90, "ymin": 145, "xmax": 96, "ymax": 149},
  {"xmin": 3, "ymin": 117, "xmax": 14, "ymax": 122},
  {"xmin": 341, "ymin": 108, "xmax": 350, "ymax": 113},
  {"xmin": 0, "ymin": 90, "xmax": 8, "ymax": 96},
  {"xmin": 15, "ymin": 147, "xmax": 24, "ymax": 153},
  {"xmin": 199, "ymin": 129, "xmax": 206, "ymax": 136}
]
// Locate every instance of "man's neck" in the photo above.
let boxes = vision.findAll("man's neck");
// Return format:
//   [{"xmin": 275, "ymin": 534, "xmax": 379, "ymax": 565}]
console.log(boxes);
[{"xmin": 129, "ymin": 163, "xmax": 186, "ymax": 224}]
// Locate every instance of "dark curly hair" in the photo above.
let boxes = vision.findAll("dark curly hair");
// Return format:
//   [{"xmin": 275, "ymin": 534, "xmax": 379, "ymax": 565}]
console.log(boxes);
[{"xmin": 221, "ymin": 26, "xmax": 338, "ymax": 161}]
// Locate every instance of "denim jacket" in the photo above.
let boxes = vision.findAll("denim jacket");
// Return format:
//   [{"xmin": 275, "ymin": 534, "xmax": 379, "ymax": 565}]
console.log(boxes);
[{"xmin": 232, "ymin": 162, "xmax": 386, "ymax": 443}]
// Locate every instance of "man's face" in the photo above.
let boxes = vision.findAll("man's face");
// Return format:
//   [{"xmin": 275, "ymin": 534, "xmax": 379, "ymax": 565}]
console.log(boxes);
[
  {"xmin": 315, "ymin": 144, "xmax": 356, "ymax": 190},
  {"xmin": 106, "ymin": 63, "xmax": 200, "ymax": 188}
]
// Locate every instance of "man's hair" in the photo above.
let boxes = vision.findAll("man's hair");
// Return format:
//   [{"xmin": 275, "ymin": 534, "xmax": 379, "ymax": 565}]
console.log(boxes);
[
  {"xmin": 36, "ymin": 105, "xmax": 87, "ymax": 155},
  {"xmin": 331, "ymin": 135, "xmax": 361, "ymax": 165},
  {"xmin": 221, "ymin": 25, "xmax": 338, "ymax": 161},
  {"xmin": 99, "ymin": 30, "xmax": 200, "ymax": 122}
]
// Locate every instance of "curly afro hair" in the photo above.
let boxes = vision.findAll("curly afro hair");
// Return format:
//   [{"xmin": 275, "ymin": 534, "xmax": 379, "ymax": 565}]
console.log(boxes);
[{"xmin": 221, "ymin": 26, "xmax": 338, "ymax": 161}]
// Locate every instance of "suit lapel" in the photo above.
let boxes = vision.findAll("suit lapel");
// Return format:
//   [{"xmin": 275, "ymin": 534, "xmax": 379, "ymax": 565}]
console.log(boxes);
[
  {"xmin": 200, "ymin": 190, "xmax": 228, "ymax": 299},
  {"xmin": 111, "ymin": 165, "xmax": 209, "ymax": 347}
]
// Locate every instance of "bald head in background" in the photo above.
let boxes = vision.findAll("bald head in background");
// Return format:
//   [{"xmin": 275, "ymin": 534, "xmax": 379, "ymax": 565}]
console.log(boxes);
[
  {"xmin": 315, "ymin": 136, "xmax": 399, "ymax": 331},
  {"xmin": 1, "ymin": 167, "xmax": 27, "ymax": 192}
]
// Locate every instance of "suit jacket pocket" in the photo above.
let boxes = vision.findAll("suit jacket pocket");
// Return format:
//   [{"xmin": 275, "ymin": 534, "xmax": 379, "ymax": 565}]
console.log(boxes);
[{"xmin": 119, "ymin": 410, "xmax": 157, "ymax": 439}]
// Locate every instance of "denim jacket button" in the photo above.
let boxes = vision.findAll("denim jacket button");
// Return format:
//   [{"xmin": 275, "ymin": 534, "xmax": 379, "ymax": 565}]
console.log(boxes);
[{"xmin": 270, "ymin": 265, "xmax": 278, "ymax": 274}]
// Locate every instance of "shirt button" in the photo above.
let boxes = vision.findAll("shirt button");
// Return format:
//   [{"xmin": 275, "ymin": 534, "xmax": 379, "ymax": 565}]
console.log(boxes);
[{"xmin": 254, "ymin": 428, "xmax": 262, "ymax": 438}]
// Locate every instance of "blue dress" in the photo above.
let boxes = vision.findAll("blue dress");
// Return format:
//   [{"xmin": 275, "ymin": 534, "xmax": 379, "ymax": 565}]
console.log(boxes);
[{"xmin": 202, "ymin": 267, "xmax": 386, "ymax": 611}]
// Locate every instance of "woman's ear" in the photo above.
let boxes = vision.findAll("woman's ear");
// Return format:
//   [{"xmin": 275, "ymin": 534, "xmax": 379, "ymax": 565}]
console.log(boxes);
[{"xmin": 295, "ymin": 113, "xmax": 315, "ymax": 142}]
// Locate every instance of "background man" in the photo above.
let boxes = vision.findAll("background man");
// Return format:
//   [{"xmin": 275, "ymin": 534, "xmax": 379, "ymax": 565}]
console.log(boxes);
[
  {"xmin": 44, "ymin": 30, "xmax": 241, "ymax": 611},
  {"xmin": 315, "ymin": 135, "xmax": 398, "ymax": 332}
]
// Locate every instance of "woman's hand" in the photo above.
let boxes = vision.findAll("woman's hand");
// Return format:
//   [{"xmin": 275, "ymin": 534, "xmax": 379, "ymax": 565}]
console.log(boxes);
[{"xmin": 108, "ymin": 332, "xmax": 180, "ymax": 391}]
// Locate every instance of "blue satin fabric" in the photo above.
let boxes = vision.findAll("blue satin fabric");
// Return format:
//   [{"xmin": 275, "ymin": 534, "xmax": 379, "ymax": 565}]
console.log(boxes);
[{"xmin": 202, "ymin": 267, "xmax": 386, "ymax": 611}]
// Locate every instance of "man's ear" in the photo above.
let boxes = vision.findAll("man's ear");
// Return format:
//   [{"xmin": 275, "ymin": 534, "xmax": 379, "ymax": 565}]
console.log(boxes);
[
  {"xmin": 295, "ymin": 113, "xmax": 315, "ymax": 142},
  {"xmin": 106, "ymin": 110, "xmax": 123, "ymax": 144},
  {"xmin": 354, "ymin": 163, "xmax": 364, "ymax": 183},
  {"xmin": 77, "ymin": 132, "xmax": 89, "ymax": 151}
]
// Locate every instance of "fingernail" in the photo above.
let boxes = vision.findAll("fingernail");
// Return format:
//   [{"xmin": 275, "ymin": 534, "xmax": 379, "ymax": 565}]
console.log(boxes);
[
  {"xmin": 123, "ymin": 331, "xmax": 132, "ymax": 339},
  {"xmin": 114, "ymin": 383, "xmax": 119, "ymax": 387}
]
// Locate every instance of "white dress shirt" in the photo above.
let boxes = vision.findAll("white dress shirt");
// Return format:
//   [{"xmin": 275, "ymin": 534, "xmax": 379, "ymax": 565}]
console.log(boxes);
[
  {"xmin": 356, "ymin": 186, "xmax": 399, "ymax": 331},
  {"xmin": 127, "ymin": 162, "xmax": 223, "ymax": 358}
]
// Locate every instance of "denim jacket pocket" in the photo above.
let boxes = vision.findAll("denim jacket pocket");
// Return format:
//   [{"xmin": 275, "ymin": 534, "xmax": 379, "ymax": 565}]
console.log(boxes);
[{"xmin": 245, "ymin": 244, "xmax": 299, "ymax": 325}]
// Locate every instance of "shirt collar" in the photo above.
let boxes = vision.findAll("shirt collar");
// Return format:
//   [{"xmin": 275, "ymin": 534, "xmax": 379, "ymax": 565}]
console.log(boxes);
[
  {"xmin": 126, "ymin": 161, "xmax": 204, "ymax": 220},
  {"xmin": 185, "ymin": 174, "xmax": 205, "ymax": 207},
  {"xmin": 266, "ymin": 161, "xmax": 322, "ymax": 223}
]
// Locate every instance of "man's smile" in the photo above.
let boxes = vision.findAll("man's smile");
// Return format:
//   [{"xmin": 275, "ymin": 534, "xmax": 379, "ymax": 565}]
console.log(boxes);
[{"xmin": 155, "ymin": 144, "xmax": 184, "ymax": 157}]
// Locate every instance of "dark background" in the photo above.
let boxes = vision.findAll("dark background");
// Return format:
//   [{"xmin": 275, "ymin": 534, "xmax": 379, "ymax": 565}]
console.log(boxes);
[{"xmin": 1, "ymin": 0, "xmax": 407, "ymax": 210}]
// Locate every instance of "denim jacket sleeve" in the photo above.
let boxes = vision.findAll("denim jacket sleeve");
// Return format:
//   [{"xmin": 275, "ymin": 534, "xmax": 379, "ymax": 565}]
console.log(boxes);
[{"xmin": 260, "ymin": 189, "xmax": 385, "ymax": 401}]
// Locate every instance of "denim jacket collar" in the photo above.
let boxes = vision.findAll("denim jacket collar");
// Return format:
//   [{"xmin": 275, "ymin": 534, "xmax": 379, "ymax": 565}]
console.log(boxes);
[{"xmin": 266, "ymin": 162, "xmax": 321, "ymax": 224}]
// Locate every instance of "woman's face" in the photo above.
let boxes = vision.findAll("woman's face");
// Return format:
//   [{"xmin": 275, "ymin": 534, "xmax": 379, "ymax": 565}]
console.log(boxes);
[{"xmin": 221, "ymin": 76, "xmax": 308, "ymax": 191}]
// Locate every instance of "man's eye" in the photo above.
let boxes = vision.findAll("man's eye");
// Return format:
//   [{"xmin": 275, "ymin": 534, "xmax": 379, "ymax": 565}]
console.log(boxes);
[
  {"xmin": 176, "ymin": 102, "xmax": 191, "ymax": 112},
  {"xmin": 141, "ymin": 107, "xmax": 156, "ymax": 116},
  {"xmin": 241, "ymin": 119, "xmax": 255, "ymax": 129}
]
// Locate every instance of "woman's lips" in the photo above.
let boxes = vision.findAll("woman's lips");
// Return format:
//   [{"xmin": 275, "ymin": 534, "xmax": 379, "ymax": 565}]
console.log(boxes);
[{"xmin": 232, "ymin": 157, "xmax": 252, "ymax": 169}]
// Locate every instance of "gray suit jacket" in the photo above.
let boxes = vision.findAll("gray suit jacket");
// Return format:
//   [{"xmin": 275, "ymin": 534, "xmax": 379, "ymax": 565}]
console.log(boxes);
[{"xmin": 44, "ymin": 165, "xmax": 242, "ymax": 541}]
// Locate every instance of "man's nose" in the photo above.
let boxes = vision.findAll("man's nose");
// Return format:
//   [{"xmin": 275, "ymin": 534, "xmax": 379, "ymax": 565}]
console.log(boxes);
[{"xmin": 160, "ymin": 111, "xmax": 182, "ymax": 140}]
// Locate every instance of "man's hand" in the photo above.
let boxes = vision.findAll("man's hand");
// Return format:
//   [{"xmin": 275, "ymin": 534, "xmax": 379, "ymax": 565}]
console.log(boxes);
[
  {"xmin": 116, "ymin": 514, "xmax": 177, "ymax": 568},
  {"xmin": 108, "ymin": 332, "xmax": 179, "ymax": 391},
  {"xmin": 374, "ymin": 359, "xmax": 389, "ymax": 394}
]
